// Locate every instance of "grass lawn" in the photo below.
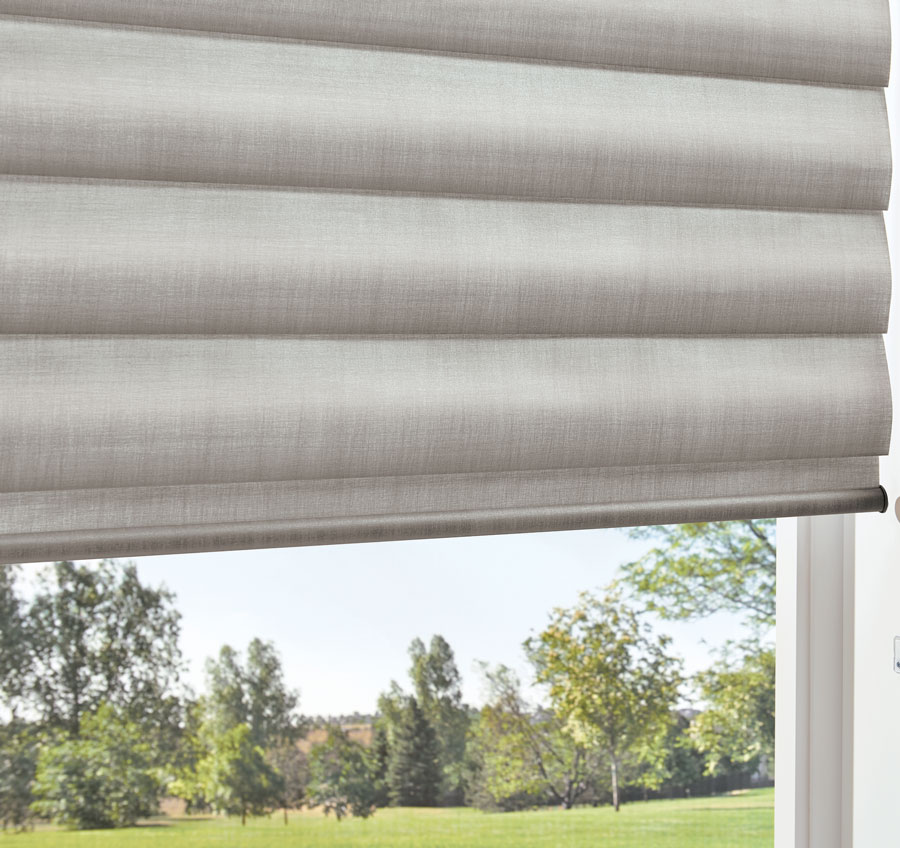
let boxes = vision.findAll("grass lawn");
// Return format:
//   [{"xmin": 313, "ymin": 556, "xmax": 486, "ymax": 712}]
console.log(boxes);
[{"xmin": 4, "ymin": 788, "xmax": 773, "ymax": 848}]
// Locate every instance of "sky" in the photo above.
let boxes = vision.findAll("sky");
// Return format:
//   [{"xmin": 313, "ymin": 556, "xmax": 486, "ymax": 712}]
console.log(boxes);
[
  {"xmin": 129, "ymin": 528, "xmax": 749, "ymax": 716},
  {"xmin": 24, "ymin": 528, "xmax": 750, "ymax": 717}
]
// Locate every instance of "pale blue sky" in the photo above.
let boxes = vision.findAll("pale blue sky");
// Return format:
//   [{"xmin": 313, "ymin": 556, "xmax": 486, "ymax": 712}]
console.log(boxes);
[{"xmin": 106, "ymin": 528, "xmax": 751, "ymax": 716}]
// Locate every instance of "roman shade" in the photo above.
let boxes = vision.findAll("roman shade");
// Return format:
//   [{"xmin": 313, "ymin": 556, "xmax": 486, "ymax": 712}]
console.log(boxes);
[{"xmin": 0, "ymin": 1, "xmax": 892, "ymax": 563}]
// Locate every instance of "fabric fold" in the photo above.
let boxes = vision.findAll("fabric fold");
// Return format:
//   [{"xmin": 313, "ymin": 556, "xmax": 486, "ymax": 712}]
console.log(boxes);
[
  {"xmin": 0, "ymin": 0, "xmax": 890, "ymax": 86},
  {"xmin": 0, "ymin": 19, "xmax": 891, "ymax": 209}
]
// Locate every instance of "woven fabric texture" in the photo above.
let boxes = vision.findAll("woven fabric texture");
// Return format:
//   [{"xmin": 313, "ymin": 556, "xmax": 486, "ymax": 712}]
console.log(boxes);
[{"xmin": 0, "ymin": 2, "xmax": 892, "ymax": 562}]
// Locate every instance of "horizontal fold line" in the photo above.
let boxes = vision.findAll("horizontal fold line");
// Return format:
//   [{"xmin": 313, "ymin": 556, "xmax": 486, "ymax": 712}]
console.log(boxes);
[
  {"xmin": 0, "ymin": 489, "xmax": 885, "ymax": 565},
  {"xmin": 0, "ymin": 12, "xmax": 884, "ymax": 91},
  {"xmin": 0, "ymin": 334, "xmax": 889, "ymax": 342},
  {"xmin": 0, "ymin": 173, "xmax": 887, "ymax": 215}
]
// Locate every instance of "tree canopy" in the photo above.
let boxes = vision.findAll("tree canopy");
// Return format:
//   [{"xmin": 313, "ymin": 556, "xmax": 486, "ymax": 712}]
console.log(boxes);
[
  {"xmin": 527, "ymin": 589, "xmax": 683, "ymax": 811},
  {"xmin": 193, "ymin": 723, "xmax": 283, "ymax": 825},
  {"xmin": 618, "ymin": 521, "xmax": 776, "ymax": 630},
  {"xmin": 27, "ymin": 561, "xmax": 183, "ymax": 737},
  {"xmin": 691, "ymin": 643, "xmax": 776, "ymax": 778},
  {"xmin": 31, "ymin": 704, "xmax": 160, "ymax": 829},
  {"xmin": 205, "ymin": 638, "xmax": 303, "ymax": 749},
  {"xmin": 469, "ymin": 664, "xmax": 596, "ymax": 810}
]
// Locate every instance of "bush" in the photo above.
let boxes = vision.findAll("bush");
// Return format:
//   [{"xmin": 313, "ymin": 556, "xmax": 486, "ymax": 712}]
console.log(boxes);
[{"xmin": 31, "ymin": 705, "xmax": 160, "ymax": 829}]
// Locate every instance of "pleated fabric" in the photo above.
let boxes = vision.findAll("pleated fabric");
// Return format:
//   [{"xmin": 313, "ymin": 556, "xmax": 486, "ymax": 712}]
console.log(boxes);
[{"xmin": 0, "ymin": 1, "xmax": 892, "ymax": 563}]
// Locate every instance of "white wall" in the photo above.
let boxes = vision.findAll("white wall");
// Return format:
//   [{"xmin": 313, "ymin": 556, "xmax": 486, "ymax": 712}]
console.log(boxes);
[{"xmin": 852, "ymin": 1, "xmax": 900, "ymax": 844}]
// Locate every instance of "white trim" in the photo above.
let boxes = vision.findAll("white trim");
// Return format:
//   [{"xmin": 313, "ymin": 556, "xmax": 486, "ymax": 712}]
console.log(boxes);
[
  {"xmin": 775, "ymin": 515, "xmax": 854, "ymax": 848},
  {"xmin": 850, "ymin": 0, "xmax": 900, "ymax": 841},
  {"xmin": 775, "ymin": 516, "xmax": 802, "ymax": 848}
]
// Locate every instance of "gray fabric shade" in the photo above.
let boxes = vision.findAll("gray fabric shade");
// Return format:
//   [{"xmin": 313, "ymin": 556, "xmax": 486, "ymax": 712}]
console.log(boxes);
[
  {"xmin": 0, "ymin": 0, "xmax": 890, "ymax": 86},
  {"xmin": 0, "ymin": 2, "xmax": 892, "ymax": 563},
  {"xmin": 2, "ymin": 19, "xmax": 891, "ymax": 209},
  {"xmin": 2, "ymin": 180, "xmax": 891, "ymax": 337}
]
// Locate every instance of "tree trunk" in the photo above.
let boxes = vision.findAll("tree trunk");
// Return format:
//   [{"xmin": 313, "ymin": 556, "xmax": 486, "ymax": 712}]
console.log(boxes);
[
  {"xmin": 284, "ymin": 807, "xmax": 288, "ymax": 825},
  {"xmin": 611, "ymin": 759, "xmax": 620, "ymax": 812},
  {"xmin": 241, "ymin": 808, "xmax": 246, "ymax": 826}
]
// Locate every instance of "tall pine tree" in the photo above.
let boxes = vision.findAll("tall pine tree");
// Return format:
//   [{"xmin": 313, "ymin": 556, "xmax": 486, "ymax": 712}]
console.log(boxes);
[
  {"xmin": 408, "ymin": 636, "xmax": 470, "ymax": 804},
  {"xmin": 369, "ymin": 725, "xmax": 391, "ymax": 807},
  {"xmin": 386, "ymin": 697, "xmax": 440, "ymax": 807}
]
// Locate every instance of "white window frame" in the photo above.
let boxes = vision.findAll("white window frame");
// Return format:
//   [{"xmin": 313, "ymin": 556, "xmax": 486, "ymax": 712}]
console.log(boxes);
[
  {"xmin": 775, "ymin": 516, "xmax": 855, "ymax": 848},
  {"xmin": 776, "ymin": 3, "xmax": 899, "ymax": 844}
]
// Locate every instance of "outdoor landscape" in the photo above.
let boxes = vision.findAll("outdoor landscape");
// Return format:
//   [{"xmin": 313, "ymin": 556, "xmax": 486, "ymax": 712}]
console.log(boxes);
[{"xmin": 0, "ymin": 521, "xmax": 776, "ymax": 846}]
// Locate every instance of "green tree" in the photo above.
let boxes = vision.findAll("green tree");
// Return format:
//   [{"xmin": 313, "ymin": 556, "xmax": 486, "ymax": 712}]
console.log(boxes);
[
  {"xmin": 375, "ymin": 682, "xmax": 406, "ymax": 739},
  {"xmin": 31, "ymin": 704, "xmax": 160, "ymax": 829},
  {"xmin": 619, "ymin": 521, "xmax": 776, "ymax": 630},
  {"xmin": 387, "ymin": 697, "xmax": 441, "ymax": 807},
  {"xmin": 468, "ymin": 664, "xmax": 597, "ymax": 810},
  {"xmin": 618, "ymin": 521, "xmax": 776, "ymax": 784},
  {"xmin": 527, "ymin": 589, "xmax": 683, "ymax": 811},
  {"xmin": 195, "ymin": 723, "xmax": 283, "ymax": 825},
  {"xmin": 0, "ymin": 721, "xmax": 38, "ymax": 831},
  {"xmin": 691, "ymin": 643, "xmax": 776, "ymax": 778},
  {"xmin": 27, "ymin": 561, "xmax": 183, "ymax": 738},
  {"xmin": 308, "ymin": 728, "xmax": 377, "ymax": 820},
  {"xmin": 630, "ymin": 711, "xmax": 704, "ymax": 799},
  {"xmin": 166, "ymin": 699, "xmax": 210, "ymax": 813},
  {"xmin": 368, "ymin": 724, "xmax": 391, "ymax": 807},
  {"xmin": 205, "ymin": 639, "xmax": 302, "ymax": 749},
  {"xmin": 408, "ymin": 635, "xmax": 470, "ymax": 804},
  {"xmin": 266, "ymin": 744, "xmax": 308, "ymax": 824},
  {"xmin": 0, "ymin": 567, "xmax": 29, "ymax": 719}
]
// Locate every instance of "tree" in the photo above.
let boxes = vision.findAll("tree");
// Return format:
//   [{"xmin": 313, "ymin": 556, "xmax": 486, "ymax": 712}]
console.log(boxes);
[
  {"xmin": 0, "ymin": 567, "xmax": 29, "ymax": 719},
  {"xmin": 618, "ymin": 522, "xmax": 776, "ymax": 784},
  {"xmin": 368, "ymin": 724, "xmax": 391, "ymax": 807},
  {"xmin": 195, "ymin": 723, "xmax": 283, "ymax": 825},
  {"xmin": 0, "ymin": 721, "xmax": 37, "ymax": 831},
  {"xmin": 172, "ymin": 640, "xmax": 302, "ymax": 823},
  {"xmin": 619, "ymin": 521, "xmax": 776, "ymax": 630},
  {"xmin": 31, "ymin": 704, "xmax": 160, "ymax": 829},
  {"xmin": 691, "ymin": 643, "xmax": 776, "ymax": 778},
  {"xmin": 408, "ymin": 636, "xmax": 470, "ymax": 804},
  {"xmin": 266, "ymin": 744, "xmax": 308, "ymax": 824},
  {"xmin": 527, "ymin": 589, "xmax": 683, "ymax": 811},
  {"xmin": 27, "ymin": 561, "xmax": 183, "ymax": 738},
  {"xmin": 387, "ymin": 697, "xmax": 441, "ymax": 807},
  {"xmin": 205, "ymin": 639, "xmax": 302, "ymax": 749},
  {"xmin": 308, "ymin": 728, "xmax": 377, "ymax": 820},
  {"xmin": 166, "ymin": 699, "xmax": 210, "ymax": 813},
  {"xmin": 630, "ymin": 710, "xmax": 704, "ymax": 800},
  {"xmin": 468, "ymin": 664, "xmax": 597, "ymax": 810}
]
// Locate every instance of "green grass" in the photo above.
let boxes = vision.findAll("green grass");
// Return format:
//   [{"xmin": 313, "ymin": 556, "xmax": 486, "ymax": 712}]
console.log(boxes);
[{"xmin": 5, "ymin": 788, "xmax": 773, "ymax": 848}]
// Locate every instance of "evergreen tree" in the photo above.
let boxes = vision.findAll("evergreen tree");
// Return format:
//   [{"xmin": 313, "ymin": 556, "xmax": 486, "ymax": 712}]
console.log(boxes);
[
  {"xmin": 387, "ymin": 697, "xmax": 440, "ymax": 807},
  {"xmin": 369, "ymin": 724, "xmax": 391, "ymax": 807},
  {"xmin": 408, "ymin": 636, "xmax": 470, "ymax": 804}
]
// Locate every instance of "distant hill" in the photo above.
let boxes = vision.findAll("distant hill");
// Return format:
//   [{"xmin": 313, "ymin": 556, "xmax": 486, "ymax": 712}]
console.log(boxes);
[{"xmin": 298, "ymin": 722, "xmax": 374, "ymax": 753}]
